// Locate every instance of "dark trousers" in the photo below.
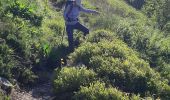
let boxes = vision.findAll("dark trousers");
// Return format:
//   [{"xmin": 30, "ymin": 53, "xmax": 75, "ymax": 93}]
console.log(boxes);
[{"xmin": 66, "ymin": 22, "xmax": 89, "ymax": 51}]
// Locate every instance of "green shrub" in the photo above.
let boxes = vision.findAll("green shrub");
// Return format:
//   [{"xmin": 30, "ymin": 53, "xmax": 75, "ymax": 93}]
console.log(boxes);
[
  {"xmin": 89, "ymin": 0, "xmax": 170, "ymax": 80},
  {"xmin": 53, "ymin": 67, "xmax": 97, "ymax": 95},
  {"xmin": 89, "ymin": 56, "xmax": 149, "ymax": 93},
  {"xmin": 0, "ymin": 44, "xmax": 15, "ymax": 79},
  {"xmin": 106, "ymin": 0, "xmax": 145, "ymax": 19},
  {"xmin": 160, "ymin": 84, "xmax": 170, "ymax": 100},
  {"xmin": 0, "ymin": 43, "xmax": 37, "ymax": 84},
  {"xmin": 47, "ymin": 43, "xmax": 68, "ymax": 67},
  {"xmin": 87, "ymin": 30, "xmax": 116, "ymax": 43},
  {"xmin": 17, "ymin": 68, "xmax": 38, "ymax": 84},
  {"xmin": 142, "ymin": 0, "xmax": 170, "ymax": 29},
  {"xmin": 0, "ymin": 0, "xmax": 66, "ymax": 85},
  {"xmin": 1, "ymin": 0, "xmax": 170, "ymax": 99},
  {"xmin": 145, "ymin": 34, "xmax": 170, "ymax": 81},
  {"xmin": 91, "ymin": 14, "xmax": 154, "ymax": 52},
  {"xmin": 70, "ymin": 31, "xmax": 170, "ymax": 99},
  {"xmin": 90, "ymin": 14, "xmax": 120, "ymax": 31},
  {"xmin": 7, "ymin": 1, "xmax": 43, "ymax": 26},
  {"xmin": 87, "ymin": 41, "xmax": 150, "ymax": 94},
  {"xmin": 73, "ymin": 81, "xmax": 141, "ymax": 100},
  {"xmin": 70, "ymin": 42, "xmax": 101, "ymax": 66},
  {"xmin": 92, "ymin": 13, "xmax": 170, "ymax": 83},
  {"xmin": 0, "ymin": 17, "xmax": 39, "ymax": 84},
  {"xmin": 0, "ymin": 89, "xmax": 4, "ymax": 99},
  {"xmin": 163, "ymin": 22, "xmax": 170, "ymax": 33},
  {"xmin": 70, "ymin": 31, "xmax": 132, "ymax": 66},
  {"xmin": 0, "ymin": 89, "xmax": 10, "ymax": 100},
  {"xmin": 45, "ymin": 19, "xmax": 64, "ymax": 36},
  {"xmin": 160, "ymin": 64, "xmax": 170, "ymax": 82}
]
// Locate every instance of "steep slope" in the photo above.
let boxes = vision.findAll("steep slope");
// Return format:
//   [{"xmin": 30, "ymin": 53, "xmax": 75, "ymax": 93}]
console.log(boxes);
[
  {"xmin": 0, "ymin": 0, "xmax": 65, "ymax": 99},
  {"xmin": 0, "ymin": 0, "xmax": 170, "ymax": 99},
  {"xmin": 53, "ymin": 30, "xmax": 170, "ymax": 99},
  {"xmin": 52, "ymin": 0, "xmax": 170, "ymax": 99},
  {"xmin": 83, "ymin": 0, "xmax": 170, "ymax": 82}
]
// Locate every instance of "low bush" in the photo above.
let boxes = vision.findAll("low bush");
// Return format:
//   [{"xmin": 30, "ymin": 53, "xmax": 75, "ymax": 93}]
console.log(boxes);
[
  {"xmin": 87, "ymin": 29, "xmax": 116, "ymax": 43},
  {"xmin": 0, "ymin": 43, "xmax": 37, "ymax": 84},
  {"xmin": 53, "ymin": 67, "xmax": 97, "ymax": 97},
  {"xmin": 47, "ymin": 43, "xmax": 68, "ymax": 68},
  {"xmin": 163, "ymin": 22, "xmax": 170, "ymax": 34},
  {"xmin": 0, "ymin": 92, "xmax": 10, "ymax": 100},
  {"xmin": 91, "ymin": 13, "xmax": 170, "ymax": 83},
  {"xmin": 0, "ymin": 88, "xmax": 10, "ymax": 100},
  {"xmin": 70, "ymin": 30, "xmax": 170, "ymax": 99},
  {"xmin": 74, "ymin": 81, "xmax": 141, "ymax": 100},
  {"xmin": 0, "ymin": 44, "xmax": 15, "ymax": 79},
  {"xmin": 7, "ymin": 1, "xmax": 43, "ymax": 26},
  {"xmin": 142, "ymin": 0, "xmax": 170, "ymax": 29},
  {"xmin": 0, "ymin": 14, "xmax": 40, "ymax": 85},
  {"xmin": 0, "ymin": 0, "xmax": 66, "ymax": 85}
]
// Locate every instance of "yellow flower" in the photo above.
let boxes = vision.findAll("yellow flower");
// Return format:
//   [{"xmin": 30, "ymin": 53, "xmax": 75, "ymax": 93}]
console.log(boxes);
[
  {"xmin": 124, "ymin": 60, "xmax": 129, "ymax": 65},
  {"xmin": 61, "ymin": 61, "xmax": 65, "ymax": 65}
]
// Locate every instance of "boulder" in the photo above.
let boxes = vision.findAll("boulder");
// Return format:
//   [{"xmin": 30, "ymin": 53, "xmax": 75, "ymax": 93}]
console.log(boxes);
[
  {"xmin": 0, "ymin": 38, "xmax": 5, "ymax": 44},
  {"xmin": 0, "ymin": 77, "xmax": 13, "ymax": 95},
  {"xmin": 0, "ymin": 89, "xmax": 5, "ymax": 96}
]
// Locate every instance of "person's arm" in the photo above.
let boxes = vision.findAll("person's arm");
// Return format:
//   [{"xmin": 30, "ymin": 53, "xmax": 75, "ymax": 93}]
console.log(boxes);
[
  {"xmin": 63, "ymin": 5, "xmax": 71, "ymax": 21},
  {"xmin": 79, "ymin": 5, "xmax": 99, "ymax": 14}
]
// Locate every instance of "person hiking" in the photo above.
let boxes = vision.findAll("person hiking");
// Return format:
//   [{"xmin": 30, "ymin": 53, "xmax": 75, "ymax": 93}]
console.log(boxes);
[{"xmin": 63, "ymin": 0, "xmax": 99, "ymax": 52}]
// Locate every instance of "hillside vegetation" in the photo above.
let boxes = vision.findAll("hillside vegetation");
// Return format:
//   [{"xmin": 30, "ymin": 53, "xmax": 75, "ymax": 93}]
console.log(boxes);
[{"xmin": 0, "ymin": 0, "xmax": 170, "ymax": 99}]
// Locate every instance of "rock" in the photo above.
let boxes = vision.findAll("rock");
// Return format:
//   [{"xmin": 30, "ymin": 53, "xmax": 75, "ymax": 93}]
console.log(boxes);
[
  {"xmin": 0, "ymin": 88, "xmax": 5, "ymax": 95},
  {"xmin": 0, "ymin": 38, "xmax": 5, "ymax": 44},
  {"xmin": 0, "ymin": 77, "xmax": 13, "ymax": 95}
]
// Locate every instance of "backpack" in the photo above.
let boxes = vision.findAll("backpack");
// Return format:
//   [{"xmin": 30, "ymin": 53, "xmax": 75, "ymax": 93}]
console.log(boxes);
[{"xmin": 65, "ymin": 1, "xmax": 74, "ymax": 19}]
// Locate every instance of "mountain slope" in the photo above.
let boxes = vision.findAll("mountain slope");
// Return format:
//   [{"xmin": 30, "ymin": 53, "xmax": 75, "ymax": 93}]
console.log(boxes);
[{"xmin": 0, "ymin": 0, "xmax": 170, "ymax": 99}]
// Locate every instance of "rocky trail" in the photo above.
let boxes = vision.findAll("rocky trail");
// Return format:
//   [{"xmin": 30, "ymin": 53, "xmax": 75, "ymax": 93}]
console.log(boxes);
[
  {"xmin": 11, "ymin": 83, "xmax": 55, "ymax": 100},
  {"xmin": 10, "ymin": 70, "xmax": 55, "ymax": 100}
]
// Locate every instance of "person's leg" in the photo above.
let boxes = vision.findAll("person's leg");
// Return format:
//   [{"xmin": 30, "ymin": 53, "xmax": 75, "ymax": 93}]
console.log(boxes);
[
  {"xmin": 74, "ymin": 22, "xmax": 89, "ymax": 36},
  {"xmin": 66, "ymin": 24, "xmax": 74, "ymax": 52}
]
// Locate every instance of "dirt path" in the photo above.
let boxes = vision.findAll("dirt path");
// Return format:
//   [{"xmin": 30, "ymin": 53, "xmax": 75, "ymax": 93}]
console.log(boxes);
[
  {"xmin": 11, "ymin": 82, "xmax": 55, "ymax": 100},
  {"xmin": 11, "ymin": 70, "xmax": 55, "ymax": 100}
]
